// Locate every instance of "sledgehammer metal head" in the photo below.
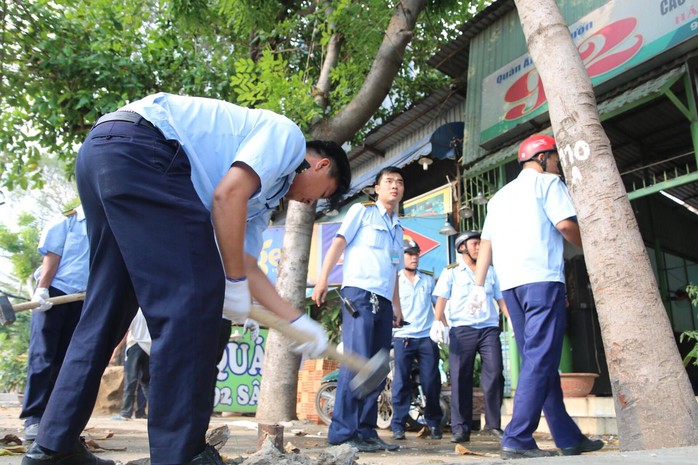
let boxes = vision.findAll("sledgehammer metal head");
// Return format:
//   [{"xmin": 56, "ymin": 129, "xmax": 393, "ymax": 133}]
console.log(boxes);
[
  {"xmin": 248, "ymin": 306, "xmax": 390, "ymax": 399},
  {"xmin": 0, "ymin": 294, "xmax": 16, "ymax": 325},
  {"xmin": 348, "ymin": 348, "xmax": 390, "ymax": 398}
]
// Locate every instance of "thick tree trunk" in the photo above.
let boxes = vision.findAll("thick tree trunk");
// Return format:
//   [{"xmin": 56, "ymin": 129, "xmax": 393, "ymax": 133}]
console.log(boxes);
[
  {"xmin": 514, "ymin": 0, "xmax": 698, "ymax": 450},
  {"xmin": 256, "ymin": 200, "xmax": 314, "ymax": 421},
  {"xmin": 257, "ymin": 0, "xmax": 429, "ymax": 423}
]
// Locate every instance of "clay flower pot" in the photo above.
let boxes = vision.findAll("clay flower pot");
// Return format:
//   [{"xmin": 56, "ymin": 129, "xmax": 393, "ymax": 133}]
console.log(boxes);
[{"xmin": 559, "ymin": 373, "xmax": 599, "ymax": 397}]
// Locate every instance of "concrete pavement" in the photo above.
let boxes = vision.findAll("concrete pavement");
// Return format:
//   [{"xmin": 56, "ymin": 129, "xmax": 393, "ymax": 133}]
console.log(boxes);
[{"xmin": 1, "ymin": 396, "xmax": 697, "ymax": 464}]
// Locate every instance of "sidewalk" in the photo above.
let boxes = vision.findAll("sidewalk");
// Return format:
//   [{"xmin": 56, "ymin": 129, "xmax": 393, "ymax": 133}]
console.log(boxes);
[{"xmin": 1, "ymin": 400, "xmax": 696, "ymax": 465}]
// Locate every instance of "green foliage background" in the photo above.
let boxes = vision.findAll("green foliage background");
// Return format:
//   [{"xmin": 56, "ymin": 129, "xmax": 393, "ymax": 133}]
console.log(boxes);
[{"xmin": 1, "ymin": 0, "xmax": 486, "ymax": 191}]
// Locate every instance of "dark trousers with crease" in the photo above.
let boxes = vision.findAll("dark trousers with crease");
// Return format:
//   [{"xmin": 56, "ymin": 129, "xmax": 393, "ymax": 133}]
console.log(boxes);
[
  {"xmin": 20, "ymin": 287, "xmax": 82, "ymax": 427},
  {"xmin": 328, "ymin": 286, "xmax": 393, "ymax": 443},
  {"xmin": 120, "ymin": 344, "xmax": 150, "ymax": 419},
  {"xmin": 449, "ymin": 325, "xmax": 503, "ymax": 435},
  {"xmin": 391, "ymin": 336, "xmax": 442, "ymax": 432},
  {"xmin": 502, "ymin": 282, "xmax": 584, "ymax": 450},
  {"xmin": 36, "ymin": 119, "xmax": 225, "ymax": 465}
]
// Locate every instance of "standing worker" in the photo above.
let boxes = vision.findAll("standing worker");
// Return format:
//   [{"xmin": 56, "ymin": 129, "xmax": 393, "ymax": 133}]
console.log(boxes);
[
  {"xmin": 391, "ymin": 239, "xmax": 443, "ymax": 440},
  {"xmin": 22, "ymin": 92, "xmax": 350, "ymax": 465},
  {"xmin": 468, "ymin": 134, "xmax": 603, "ymax": 459},
  {"xmin": 312, "ymin": 166, "xmax": 405, "ymax": 453},
  {"xmin": 115, "ymin": 309, "xmax": 151, "ymax": 421},
  {"xmin": 431, "ymin": 230, "xmax": 507, "ymax": 444},
  {"xmin": 20, "ymin": 205, "xmax": 89, "ymax": 443}
]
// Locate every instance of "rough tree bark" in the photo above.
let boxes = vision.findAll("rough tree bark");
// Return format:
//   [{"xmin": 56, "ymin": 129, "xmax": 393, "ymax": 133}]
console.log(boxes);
[
  {"xmin": 257, "ymin": 0, "xmax": 428, "ymax": 421},
  {"xmin": 256, "ymin": 201, "xmax": 316, "ymax": 420},
  {"xmin": 514, "ymin": 0, "xmax": 698, "ymax": 450}
]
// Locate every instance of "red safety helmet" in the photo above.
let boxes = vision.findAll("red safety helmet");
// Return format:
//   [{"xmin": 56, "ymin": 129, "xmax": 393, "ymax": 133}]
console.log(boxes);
[{"xmin": 518, "ymin": 134, "xmax": 557, "ymax": 164}]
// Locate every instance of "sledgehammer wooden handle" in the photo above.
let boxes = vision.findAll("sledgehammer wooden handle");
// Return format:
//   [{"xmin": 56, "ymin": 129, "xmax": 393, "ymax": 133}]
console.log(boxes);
[
  {"xmin": 248, "ymin": 306, "xmax": 366, "ymax": 373},
  {"xmin": 12, "ymin": 292, "xmax": 86, "ymax": 313}
]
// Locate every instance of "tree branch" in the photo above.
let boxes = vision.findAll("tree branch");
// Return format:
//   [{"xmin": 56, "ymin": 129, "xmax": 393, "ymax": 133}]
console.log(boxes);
[{"xmin": 311, "ymin": 0, "xmax": 427, "ymax": 142}]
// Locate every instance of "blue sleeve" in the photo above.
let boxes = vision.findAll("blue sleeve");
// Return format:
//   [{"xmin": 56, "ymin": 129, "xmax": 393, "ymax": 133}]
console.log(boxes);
[
  {"xmin": 233, "ymin": 115, "xmax": 306, "ymax": 201},
  {"xmin": 543, "ymin": 177, "xmax": 577, "ymax": 226},
  {"xmin": 37, "ymin": 216, "xmax": 69, "ymax": 257},
  {"xmin": 336, "ymin": 203, "xmax": 366, "ymax": 245},
  {"xmin": 244, "ymin": 211, "xmax": 272, "ymax": 258},
  {"xmin": 432, "ymin": 269, "xmax": 453, "ymax": 299}
]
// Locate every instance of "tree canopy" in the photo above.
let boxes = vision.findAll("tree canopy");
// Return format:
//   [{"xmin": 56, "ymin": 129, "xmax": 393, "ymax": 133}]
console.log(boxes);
[{"xmin": 1, "ymin": 0, "xmax": 484, "ymax": 191}]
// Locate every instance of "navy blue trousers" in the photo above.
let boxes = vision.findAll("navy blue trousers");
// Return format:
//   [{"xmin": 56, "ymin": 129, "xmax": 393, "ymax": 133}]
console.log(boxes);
[
  {"xmin": 20, "ymin": 287, "xmax": 82, "ymax": 427},
  {"xmin": 502, "ymin": 282, "xmax": 584, "ymax": 450},
  {"xmin": 328, "ymin": 287, "xmax": 393, "ymax": 443},
  {"xmin": 391, "ymin": 336, "xmax": 442, "ymax": 431},
  {"xmin": 449, "ymin": 325, "xmax": 503, "ymax": 435},
  {"xmin": 120, "ymin": 344, "xmax": 150, "ymax": 418},
  {"xmin": 37, "ymin": 119, "xmax": 224, "ymax": 464}
]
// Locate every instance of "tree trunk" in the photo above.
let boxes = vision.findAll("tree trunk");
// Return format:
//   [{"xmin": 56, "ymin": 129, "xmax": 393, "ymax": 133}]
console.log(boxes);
[
  {"xmin": 256, "ymin": 200, "xmax": 314, "ymax": 421},
  {"xmin": 257, "ymin": 0, "xmax": 429, "ymax": 423},
  {"xmin": 514, "ymin": 0, "xmax": 698, "ymax": 450}
]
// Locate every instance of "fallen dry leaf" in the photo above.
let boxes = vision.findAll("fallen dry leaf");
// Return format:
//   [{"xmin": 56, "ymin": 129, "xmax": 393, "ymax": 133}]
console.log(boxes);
[
  {"xmin": 0, "ymin": 434, "xmax": 22, "ymax": 446},
  {"xmin": 454, "ymin": 444, "xmax": 485, "ymax": 456},
  {"xmin": 85, "ymin": 439, "xmax": 127, "ymax": 452},
  {"xmin": 416, "ymin": 427, "xmax": 430, "ymax": 438}
]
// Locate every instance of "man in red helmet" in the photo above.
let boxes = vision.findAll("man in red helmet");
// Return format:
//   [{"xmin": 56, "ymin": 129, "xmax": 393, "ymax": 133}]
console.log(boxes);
[{"xmin": 468, "ymin": 134, "xmax": 604, "ymax": 460}]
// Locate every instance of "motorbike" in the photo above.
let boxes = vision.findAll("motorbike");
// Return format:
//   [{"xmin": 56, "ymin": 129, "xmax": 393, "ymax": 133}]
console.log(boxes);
[{"xmin": 314, "ymin": 358, "xmax": 451, "ymax": 430}]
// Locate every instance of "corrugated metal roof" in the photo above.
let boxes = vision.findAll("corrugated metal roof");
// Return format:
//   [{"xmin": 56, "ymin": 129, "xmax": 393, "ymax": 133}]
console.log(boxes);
[{"xmin": 346, "ymin": 87, "xmax": 466, "ymax": 166}]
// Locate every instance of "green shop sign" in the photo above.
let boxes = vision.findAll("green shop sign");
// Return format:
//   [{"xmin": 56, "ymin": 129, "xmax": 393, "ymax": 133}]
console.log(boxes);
[{"xmin": 214, "ymin": 328, "xmax": 267, "ymax": 412}]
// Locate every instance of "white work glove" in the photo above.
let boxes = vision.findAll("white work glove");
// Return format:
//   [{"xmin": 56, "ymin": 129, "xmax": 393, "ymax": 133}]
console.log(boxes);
[
  {"xmin": 430, "ymin": 320, "xmax": 449, "ymax": 345},
  {"xmin": 243, "ymin": 318, "xmax": 260, "ymax": 342},
  {"xmin": 290, "ymin": 314, "xmax": 328, "ymax": 359},
  {"xmin": 465, "ymin": 285, "xmax": 486, "ymax": 318},
  {"xmin": 222, "ymin": 278, "xmax": 251, "ymax": 324},
  {"xmin": 31, "ymin": 287, "xmax": 53, "ymax": 312}
]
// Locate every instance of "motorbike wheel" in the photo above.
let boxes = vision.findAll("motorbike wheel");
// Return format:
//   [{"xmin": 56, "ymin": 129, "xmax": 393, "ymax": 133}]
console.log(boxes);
[
  {"xmin": 314, "ymin": 381, "xmax": 337, "ymax": 426},
  {"xmin": 376, "ymin": 377, "xmax": 393, "ymax": 429},
  {"xmin": 405, "ymin": 395, "xmax": 451, "ymax": 430}
]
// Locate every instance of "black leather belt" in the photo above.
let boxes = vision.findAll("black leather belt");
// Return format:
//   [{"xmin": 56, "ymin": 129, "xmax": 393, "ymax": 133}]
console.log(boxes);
[{"xmin": 94, "ymin": 110, "xmax": 160, "ymax": 134}]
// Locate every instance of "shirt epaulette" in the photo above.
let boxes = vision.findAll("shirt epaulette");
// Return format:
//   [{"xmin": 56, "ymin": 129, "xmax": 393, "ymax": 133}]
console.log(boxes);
[
  {"xmin": 62, "ymin": 208, "xmax": 77, "ymax": 217},
  {"xmin": 418, "ymin": 269, "xmax": 434, "ymax": 276},
  {"xmin": 446, "ymin": 262, "xmax": 459, "ymax": 269},
  {"xmin": 361, "ymin": 201, "xmax": 376, "ymax": 207}
]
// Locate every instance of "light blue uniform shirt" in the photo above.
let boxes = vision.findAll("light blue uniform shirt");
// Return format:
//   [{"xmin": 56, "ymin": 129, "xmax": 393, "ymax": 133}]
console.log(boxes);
[
  {"xmin": 394, "ymin": 270, "xmax": 435, "ymax": 339},
  {"xmin": 481, "ymin": 169, "xmax": 576, "ymax": 290},
  {"xmin": 36, "ymin": 207, "xmax": 89, "ymax": 294},
  {"xmin": 123, "ymin": 93, "xmax": 306, "ymax": 258},
  {"xmin": 338, "ymin": 202, "xmax": 404, "ymax": 300},
  {"xmin": 433, "ymin": 262, "xmax": 502, "ymax": 329}
]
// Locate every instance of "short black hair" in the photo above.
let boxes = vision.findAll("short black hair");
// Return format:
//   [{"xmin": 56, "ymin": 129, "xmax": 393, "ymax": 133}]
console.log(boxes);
[
  {"xmin": 306, "ymin": 140, "xmax": 351, "ymax": 210},
  {"xmin": 374, "ymin": 166, "xmax": 404, "ymax": 186}
]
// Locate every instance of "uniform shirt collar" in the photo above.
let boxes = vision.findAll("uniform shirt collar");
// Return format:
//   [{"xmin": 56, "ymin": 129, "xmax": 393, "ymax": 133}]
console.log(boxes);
[{"xmin": 376, "ymin": 201, "xmax": 400, "ymax": 225}]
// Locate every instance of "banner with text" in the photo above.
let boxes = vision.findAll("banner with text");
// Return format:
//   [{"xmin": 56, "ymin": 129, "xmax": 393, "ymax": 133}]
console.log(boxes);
[{"xmin": 481, "ymin": 0, "xmax": 698, "ymax": 143}]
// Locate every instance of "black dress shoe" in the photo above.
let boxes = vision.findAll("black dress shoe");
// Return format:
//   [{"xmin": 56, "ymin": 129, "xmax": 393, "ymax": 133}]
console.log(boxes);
[
  {"xmin": 364, "ymin": 436, "xmax": 400, "ymax": 451},
  {"xmin": 22, "ymin": 440, "xmax": 116, "ymax": 465},
  {"xmin": 430, "ymin": 426, "xmax": 442, "ymax": 440},
  {"xmin": 450, "ymin": 432, "xmax": 470, "ymax": 443},
  {"xmin": 392, "ymin": 430, "xmax": 406, "ymax": 440},
  {"xmin": 482, "ymin": 428, "xmax": 504, "ymax": 440},
  {"xmin": 183, "ymin": 444, "xmax": 227, "ymax": 464},
  {"xmin": 560, "ymin": 437, "xmax": 604, "ymax": 456},
  {"xmin": 341, "ymin": 438, "xmax": 381, "ymax": 453},
  {"xmin": 501, "ymin": 446, "xmax": 556, "ymax": 460}
]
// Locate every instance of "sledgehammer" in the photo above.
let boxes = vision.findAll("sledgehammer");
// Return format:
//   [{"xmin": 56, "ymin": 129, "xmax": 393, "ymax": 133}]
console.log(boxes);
[
  {"xmin": 0, "ymin": 292, "xmax": 389, "ymax": 398},
  {"xmin": 248, "ymin": 306, "xmax": 390, "ymax": 399},
  {"xmin": 0, "ymin": 292, "xmax": 86, "ymax": 325}
]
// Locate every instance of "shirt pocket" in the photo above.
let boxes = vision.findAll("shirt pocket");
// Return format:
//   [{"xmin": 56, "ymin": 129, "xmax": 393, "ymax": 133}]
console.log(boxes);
[{"xmin": 363, "ymin": 224, "xmax": 389, "ymax": 249}]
